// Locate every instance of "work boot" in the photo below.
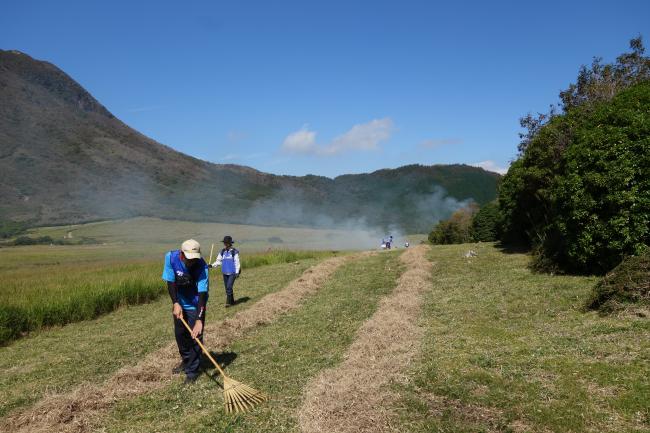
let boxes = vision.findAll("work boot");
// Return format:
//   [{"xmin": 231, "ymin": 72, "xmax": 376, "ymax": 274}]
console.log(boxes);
[
  {"xmin": 183, "ymin": 375, "xmax": 198, "ymax": 385},
  {"xmin": 172, "ymin": 361, "xmax": 185, "ymax": 374},
  {"xmin": 225, "ymin": 296, "xmax": 232, "ymax": 308},
  {"xmin": 228, "ymin": 294, "xmax": 236, "ymax": 306}
]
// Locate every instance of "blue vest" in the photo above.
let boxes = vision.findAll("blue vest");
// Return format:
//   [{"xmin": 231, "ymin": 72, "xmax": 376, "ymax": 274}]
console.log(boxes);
[
  {"xmin": 221, "ymin": 248, "xmax": 238, "ymax": 275},
  {"xmin": 169, "ymin": 249, "xmax": 205, "ymax": 309}
]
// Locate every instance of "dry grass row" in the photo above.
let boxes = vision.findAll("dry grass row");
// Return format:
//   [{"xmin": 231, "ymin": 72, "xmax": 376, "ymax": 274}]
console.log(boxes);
[
  {"xmin": 298, "ymin": 245, "xmax": 432, "ymax": 433},
  {"xmin": 1, "ymin": 253, "xmax": 362, "ymax": 433}
]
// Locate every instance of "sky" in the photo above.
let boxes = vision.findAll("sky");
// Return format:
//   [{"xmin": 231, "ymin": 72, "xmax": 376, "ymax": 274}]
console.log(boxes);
[{"xmin": 2, "ymin": 0, "xmax": 649, "ymax": 178}]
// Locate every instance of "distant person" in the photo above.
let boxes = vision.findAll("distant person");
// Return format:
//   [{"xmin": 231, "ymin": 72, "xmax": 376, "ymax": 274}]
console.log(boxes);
[
  {"xmin": 405, "ymin": 241, "xmax": 410, "ymax": 248},
  {"xmin": 210, "ymin": 235, "xmax": 241, "ymax": 307},
  {"xmin": 162, "ymin": 239, "xmax": 209, "ymax": 384}
]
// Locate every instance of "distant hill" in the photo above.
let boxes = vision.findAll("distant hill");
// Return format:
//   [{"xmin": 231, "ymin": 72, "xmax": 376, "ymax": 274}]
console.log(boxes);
[{"xmin": 0, "ymin": 49, "xmax": 500, "ymax": 233}]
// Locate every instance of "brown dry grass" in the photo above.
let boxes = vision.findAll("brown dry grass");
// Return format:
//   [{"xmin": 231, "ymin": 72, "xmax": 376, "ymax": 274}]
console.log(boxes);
[
  {"xmin": 298, "ymin": 245, "xmax": 432, "ymax": 433},
  {"xmin": 1, "ymin": 254, "xmax": 360, "ymax": 433}
]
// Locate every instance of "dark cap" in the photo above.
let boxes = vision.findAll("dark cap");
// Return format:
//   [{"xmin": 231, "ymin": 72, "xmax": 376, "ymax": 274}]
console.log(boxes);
[{"xmin": 222, "ymin": 235, "xmax": 234, "ymax": 244}]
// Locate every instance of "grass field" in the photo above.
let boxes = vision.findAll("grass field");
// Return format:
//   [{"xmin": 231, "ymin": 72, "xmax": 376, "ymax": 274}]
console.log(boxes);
[
  {"xmin": 397, "ymin": 244, "xmax": 649, "ymax": 433},
  {"xmin": 0, "ymin": 218, "xmax": 423, "ymax": 344},
  {"xmin": 0, "ymin": 258, "xmax": 322, "ymax": 417},
  {"xmin": 1, "ymin": 241, "xmax": 647, "ymax": 432},
  {"xmin": 22, "ymin": 217, "xmax": 423, "ymax": 251},
  {"xmin": 0, "ymin": 247, "xmax": 340, "ymax": 345}
]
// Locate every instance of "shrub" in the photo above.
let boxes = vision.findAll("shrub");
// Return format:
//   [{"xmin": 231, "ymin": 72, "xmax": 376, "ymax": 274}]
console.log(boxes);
[
  {"xmin": 470, "ymin": 201, "xmax": 502, "ymax": 242},
  {"xmin": 12, "ymin": 235, "xmax": 54, "ymax": 245},
  {"xmin": 268, "ymin": 236, "xmax": 284, "ymax": 244},
  {"xmin": 428, "ymin": 205, "xmax": 478, "ymax": 244},
  {"xmin": 585, "ymin": 249, "xmax": 650, "ymax": 313}
]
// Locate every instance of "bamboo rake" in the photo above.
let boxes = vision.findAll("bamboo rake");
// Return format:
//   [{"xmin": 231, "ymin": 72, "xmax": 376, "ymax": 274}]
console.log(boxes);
[{"xmin": 178, "ymin": 316, "xmax": 267, "ymax": 413}]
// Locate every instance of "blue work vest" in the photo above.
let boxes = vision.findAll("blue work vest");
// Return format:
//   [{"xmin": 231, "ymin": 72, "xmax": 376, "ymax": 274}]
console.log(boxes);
[
  {"xmin": 220, "ymin": 248, "xmax": 238, "ymax": 275},
  {"xmin": 169, "ymin": 249, "xmax": 206, "ymax": 309}
]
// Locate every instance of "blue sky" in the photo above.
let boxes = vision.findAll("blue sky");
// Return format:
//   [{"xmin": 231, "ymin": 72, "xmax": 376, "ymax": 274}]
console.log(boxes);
[{"xmin": 2, "ymin": 0, "xmax": 648, "ymax": 177}]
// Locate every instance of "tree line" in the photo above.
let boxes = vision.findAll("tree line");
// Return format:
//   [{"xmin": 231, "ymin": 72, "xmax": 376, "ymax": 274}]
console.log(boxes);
[{"xmin": 429, "ymin": 37, "xmax": 649, "ymax": 276}]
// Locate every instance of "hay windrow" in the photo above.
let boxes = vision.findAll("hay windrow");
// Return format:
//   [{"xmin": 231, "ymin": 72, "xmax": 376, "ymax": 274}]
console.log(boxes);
[
  {"xmin": 298, "ymin": 245, "xmax": 432, "ymax": 433},
  {"xmin": 1, "ymin": 254, "xmax": 360, "ymax": 433}
]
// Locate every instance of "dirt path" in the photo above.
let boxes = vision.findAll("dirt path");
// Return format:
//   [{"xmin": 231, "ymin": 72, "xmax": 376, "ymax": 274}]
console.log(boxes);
[
  {"xmin": 1, "ymin": 253, "xmax": 363, "ymax": 433},
  {"xmin": 298, "ymin": 245, "xmax": 432, "ymax": 433}
]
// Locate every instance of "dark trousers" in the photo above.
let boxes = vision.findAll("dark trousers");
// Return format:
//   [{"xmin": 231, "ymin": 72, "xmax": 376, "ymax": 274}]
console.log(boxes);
[
  {"xmin": 223, "ymin": 273, "xmax": 236, "ymax": 296},
  {"xmin": 174, "ymin": 308, "xmax": 204, "ymax": 378}
]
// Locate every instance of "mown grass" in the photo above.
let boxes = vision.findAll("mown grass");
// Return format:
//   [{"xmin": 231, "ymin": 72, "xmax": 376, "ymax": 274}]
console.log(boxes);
[
  {"xmin": 0, "ymin": 245, "xmax": 339, "ymax": 345},
  {"xmin": 100, "ymin": 251, "xmax": 403, "ymax": 432},
  {"xmin": 0, "ymin": 258, "xmax": 319, "ymax": 417},
  {"xmin": 396, "ymin": 243, "xmax": 650, "ymax": 433}
]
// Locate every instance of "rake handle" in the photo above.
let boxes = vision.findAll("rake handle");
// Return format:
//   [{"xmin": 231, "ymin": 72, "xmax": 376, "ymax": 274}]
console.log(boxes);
[
  {"xmin": 178, "ymin": 315, "xmax": 227, "ymax": 377},
  {"xmin": 208, "ymin": 243, "xmax": 215, "ymax": 265}
]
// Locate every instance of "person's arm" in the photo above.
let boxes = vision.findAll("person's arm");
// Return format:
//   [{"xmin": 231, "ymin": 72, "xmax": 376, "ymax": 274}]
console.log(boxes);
[
  {"xmin": 191, "ymin": 264, "xmax": 209, "ymax": 338},
  {"xmin": 234, "ymin": 251, "xmax": 241, "ymax": 275},
  {"xmin": 162, "ymin": 253, "xmax": 182, "ymax": 319},
  {"xmin": 211, "ymin": 251, "xmax": 223, "ymax": 268}
]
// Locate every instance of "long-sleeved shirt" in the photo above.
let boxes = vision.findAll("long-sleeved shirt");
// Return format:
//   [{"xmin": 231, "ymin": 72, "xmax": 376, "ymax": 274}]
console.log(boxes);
[{"xmin": 212, "ymin": 248, "xmax": 241, "ymax": 275}]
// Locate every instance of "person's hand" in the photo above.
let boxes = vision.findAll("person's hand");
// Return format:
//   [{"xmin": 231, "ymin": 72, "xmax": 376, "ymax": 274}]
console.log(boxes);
[
  {"xmin": 172, "ymin": 303, "xmax": 183, "ymax": 319},
  {"xmin": 191, "ymin": 320, "xmax": 203, "ymax": 339},
  {"xmin": 236, "ymin": 271, "xmax": 241, "ymax": 279},
  {"xmin": 207, "ymin": 264, "xmax": 213, "ymax": 269}
]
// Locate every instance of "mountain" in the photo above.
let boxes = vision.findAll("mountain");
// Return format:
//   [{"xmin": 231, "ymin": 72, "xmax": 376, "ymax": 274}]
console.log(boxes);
[{"xmin": 0, "ymin": 49, "xmax": 500, "ymax": 233}]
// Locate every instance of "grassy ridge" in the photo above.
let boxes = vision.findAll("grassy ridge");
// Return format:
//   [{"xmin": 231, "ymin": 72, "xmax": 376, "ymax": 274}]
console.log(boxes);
[{"xmin": 0, "ymin": 249, "xmax": 339, "ymax": 345}]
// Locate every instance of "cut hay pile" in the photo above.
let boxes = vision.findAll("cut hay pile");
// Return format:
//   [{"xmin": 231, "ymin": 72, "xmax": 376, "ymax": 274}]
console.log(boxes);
[
  {"xmin": 586, "ymin": 249, "xmax": 650, "ymax": 314},
  {"xmin": 299, "ymin": 245, "xmax": 432, "ymax": 433}
]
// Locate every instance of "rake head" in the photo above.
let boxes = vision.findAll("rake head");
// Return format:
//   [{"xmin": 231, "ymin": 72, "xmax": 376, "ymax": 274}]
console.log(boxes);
[{"xmin": 223, "ymin": 376, "xmax": 267, "ymax": 413}]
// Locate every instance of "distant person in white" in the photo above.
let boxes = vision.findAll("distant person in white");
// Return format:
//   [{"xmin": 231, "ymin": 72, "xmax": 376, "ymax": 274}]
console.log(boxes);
[{"xmin": 209, "ymin": 235, "xmax": 241, "ymax": 307}]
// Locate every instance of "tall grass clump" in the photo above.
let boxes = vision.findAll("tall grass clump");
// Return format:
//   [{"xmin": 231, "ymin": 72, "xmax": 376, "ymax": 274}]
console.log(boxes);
[
  {"xmin": 0, "ymin": 279, "xmax": 162, "ymax": 345},
  {"xmin": 0, "ymin": 248, "xmax": 341, "ymax": 345}
]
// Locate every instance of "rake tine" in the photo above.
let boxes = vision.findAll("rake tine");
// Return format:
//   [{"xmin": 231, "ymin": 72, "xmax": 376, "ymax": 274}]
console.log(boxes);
[
  {"xmin": 233, "ymin": 392, "xmax": 252, "ymax": 412},
  {"xmin": 231, "ymin": 391, "xmax": 248, "ymax": 412}
]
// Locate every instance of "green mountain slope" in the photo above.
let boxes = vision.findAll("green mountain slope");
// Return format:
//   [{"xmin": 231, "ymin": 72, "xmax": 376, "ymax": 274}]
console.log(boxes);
[{"xmin": 0, "ymin": 49, "xmax": 500, "ymax": 233}]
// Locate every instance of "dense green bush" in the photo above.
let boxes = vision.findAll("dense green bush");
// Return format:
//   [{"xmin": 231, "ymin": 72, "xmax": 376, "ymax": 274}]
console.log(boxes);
[
  {"xmin": 501, "ymin": 82, "xmax": 650, "ymax": 273},
  {"xmin": 12, "ymin": 235, "xmax": 54, "ymax": 245},
  {"xmin": 428, "ymin": 205, "xmax": 477, "ymax": 244},
  {"xmin": 499, "ymin": 38, "xmax": 650, "ymax": 274},
  {"xmin": 470, "ymin": 201, "xmax": 502, "ymax": 242},
  {"xmin": 585, "ymin": 249, "xmax": 649, "ymax": 313}
]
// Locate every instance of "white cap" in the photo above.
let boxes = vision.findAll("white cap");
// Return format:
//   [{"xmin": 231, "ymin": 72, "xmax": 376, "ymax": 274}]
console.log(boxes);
[{"xmin": 181, "ymin": 239, "xmax": 202, "ymax": 259}]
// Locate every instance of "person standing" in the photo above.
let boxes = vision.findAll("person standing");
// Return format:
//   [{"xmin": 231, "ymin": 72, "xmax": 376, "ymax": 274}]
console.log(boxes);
[
  {"xmin": 210, "ymin": 235, "xmax": 241, "ymax": 307},
  {"xmin": 162, "ymin": 239, "xmax": 209, "ymax": 384}
]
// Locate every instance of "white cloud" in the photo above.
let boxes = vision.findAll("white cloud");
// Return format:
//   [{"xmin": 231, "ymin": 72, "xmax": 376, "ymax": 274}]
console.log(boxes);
[
  {"xmin": 281, "ymin": 126, "xmax": 318, "ymax": 154},
  {"xmin": 281, "ymin": 118, "xmax": 393, "ymax": 156},
  {"xmin": 472, "ymin": 160, "xmax": 509, "ymax": 175},
  {"xmin": 419, "ymin": 138, "xmax": 463, "ymax": 148}
]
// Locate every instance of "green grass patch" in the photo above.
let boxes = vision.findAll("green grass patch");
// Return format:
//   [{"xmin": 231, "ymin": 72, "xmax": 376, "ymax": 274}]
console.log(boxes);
[
  {"xmin": 101, "ymin": 251, "xmax": 403, "ymax": 432},
  {"xmin": 396, "ymin": 243, "xmax": 650, "ymax": 433},
  {"xmin": 0, "ymin": 259, "xmax": 318, "ymax": 417}
]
